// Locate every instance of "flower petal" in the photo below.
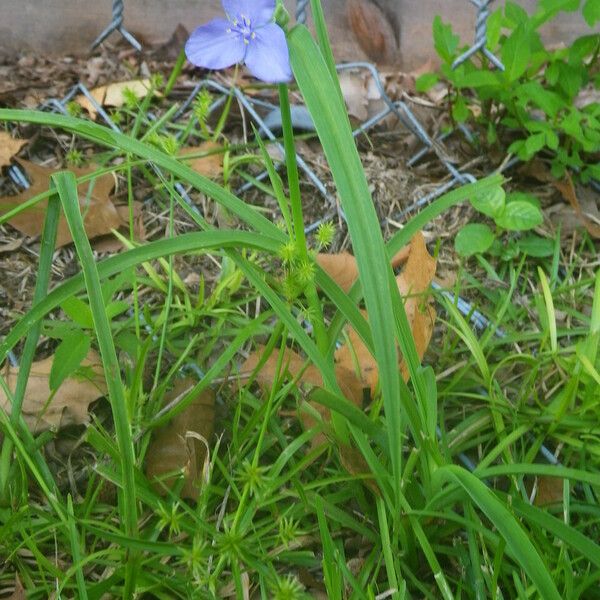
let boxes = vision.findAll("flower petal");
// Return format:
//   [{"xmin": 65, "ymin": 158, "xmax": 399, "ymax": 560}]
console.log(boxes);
[
  {"xmin": 244, "ymin": 24, "xmax": 292, "ymax": 83},
  {"xmin": 222, "ymin": 0, "xmax": 275, "ymax": 25},
  {"xmin": 185, "ymin": 19, "xmax": 246, "ymax": 70}
]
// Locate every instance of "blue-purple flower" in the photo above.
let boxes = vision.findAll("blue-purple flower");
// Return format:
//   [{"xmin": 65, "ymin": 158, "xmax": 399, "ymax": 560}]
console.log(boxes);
[{"xmin": 185, "ymin": 0, "xmax": 292, "ymax": 84}]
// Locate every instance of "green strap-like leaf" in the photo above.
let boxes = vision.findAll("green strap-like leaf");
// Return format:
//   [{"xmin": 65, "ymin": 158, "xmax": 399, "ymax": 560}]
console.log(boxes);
[
  {"xmin": 289, "ymin": 25, "xmax": 406, "ymax": 478},
  {"xmin": 437, "ymin": 465, "xmax": 561, "ymax": 600}
]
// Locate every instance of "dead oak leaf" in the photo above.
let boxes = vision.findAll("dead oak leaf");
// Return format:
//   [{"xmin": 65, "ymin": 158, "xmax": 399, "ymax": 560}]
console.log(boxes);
[
  {"xmin": 0, "ymin": 350, "xmax": 106, "ymax": 433},
  {"xmin": 239, "ymin": 345, "xmax": 365, "ymax": 447},
  {"xmin": 92, "ymin": 201, "xmax": 146, "ymax": 252},
  {"xmin": 145, "ymin": 379, "xmax": 215, "ymax": 500},
  {"xmin": 75, "ymin": 79, "xmax": 158, "ymax": 119},
  {"xmin": 239, "ymin": 233, "xmax": 435, "ymax": 444},
  {"xmin": 316, "ymin": 244, "xmax": 410, "ymax": 293},
  {"xmin": 0, "ymin": 132, "xmax": 27, "ymax": 168},
  {"xmin": 533, "ymin": 475, "xmax": 565, "ymax": 507},
  {"xmin": 178, "ymin": 141, "xmax": 223, "ymax": 179},
  {"xmin": 0, "ymin": 159, "xmax": 123, "ymax": 247},
  {"xmin": 334, "ymin": 232, "xmax": 436, "ymax": 392}
]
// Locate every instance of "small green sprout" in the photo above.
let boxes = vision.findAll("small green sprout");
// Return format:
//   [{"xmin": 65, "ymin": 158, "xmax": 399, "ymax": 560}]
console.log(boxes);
[{"xmin": 65, "ymin": 149, "xmax": 84, "ymax": 167}]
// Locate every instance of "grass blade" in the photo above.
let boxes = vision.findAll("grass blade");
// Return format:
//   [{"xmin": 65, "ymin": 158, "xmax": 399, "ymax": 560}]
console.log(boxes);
[
  {"xmin": 289, "ymin": 24, "xmax": 406, "ymax": 482},
  {"xmin": 438, "ymin": 465, "xmax": 561, "ymax": 600},
  {"xmin": 52, "ymin": 171, "xmax": 139, "ymax": 597}
]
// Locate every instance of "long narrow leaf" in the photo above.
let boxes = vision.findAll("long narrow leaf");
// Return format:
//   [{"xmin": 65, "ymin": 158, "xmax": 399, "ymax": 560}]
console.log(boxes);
[
  {"xmin": 289, "ymin": 24, "xmax": 406, "ymax": 479},
  {"xmin": 53, "ymin": 171, "xmax": 139, "ymax": 597},
  {"xmin": 438, "ymin": 465, "xmax": 561, "ymax": 600}
]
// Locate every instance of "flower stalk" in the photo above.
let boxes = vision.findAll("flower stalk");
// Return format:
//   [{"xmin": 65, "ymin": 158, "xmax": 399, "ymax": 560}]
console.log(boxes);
[{"xmin": 278, "ymin": 83, "xmax": 329, "ymax": 356}]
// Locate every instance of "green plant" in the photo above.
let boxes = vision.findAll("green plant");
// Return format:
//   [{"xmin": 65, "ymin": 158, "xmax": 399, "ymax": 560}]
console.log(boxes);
[
  {"xmin": 455, "ymin": 186, "xmax": 555, "ymax": 259},
  {"xmin": 419, "ymin": 0, "xmax": 600, "ymax": 182}
]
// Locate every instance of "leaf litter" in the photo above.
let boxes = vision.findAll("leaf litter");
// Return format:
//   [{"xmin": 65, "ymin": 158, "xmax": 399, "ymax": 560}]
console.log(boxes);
[
  {"xmin": 145, "ymin": 378, "xmax": 215, "ymax": 500},
  {"xmin": 0, "ymin": 349, "xmax": 106, "ymax": 433},
  {"xmin": 75, "ymin": 78, "xmax": 158, "ymax": 119},
  {"xmin": 0, "ymin": 158, "xmax": 144, "ymax": 247},
  {"xmin": 0, "ymin": 132, "xmax": 27, "ymax": 168},
  {"xmin": 178, "ymin": 141, "xmax": 224, "ymax": 179}
]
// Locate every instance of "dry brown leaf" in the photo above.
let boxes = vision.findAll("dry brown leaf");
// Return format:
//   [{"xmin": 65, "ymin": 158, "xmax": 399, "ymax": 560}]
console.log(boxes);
[
  {"xmin": 520, "ymin": 160, "xmax": 600, "ymax": 239},
  {"xmin": 533, "ymin": 476, "xmax": 564, "ymax": 507},
  {"xmin": 347, "ymin": 0, "xmax": 398, "ymax": 65},
  {"xmin": 239, "ymin": 346, "xmax": 364, "ymax": 446},
  {"xmin": 334, "ymin": 232, "xmax": 436, "ymax": 392},
  {"xmin": 316, "ymin": 251, "xmax": 363, "ymax": 292},
  {"xmin": 145, "ymin": 379, "xmax": 215, "ymax": 500},
  {"xmin": 339, "ymin": 72, "xmax": 370, "ymax": 122},
  {"xmin": 337, "ymin": 442, "xmax": 379, "ymax": 494},
  {"xmin": 92, "ymin": 201, "xmax": 146, "ymax": 252},
  {"xmin": 0, "ymin": 350, "xmax": 106, "ymax": 433},
  {"xmin": 317, "ymin": 245, "xmax": 410, "ymax": 293},
  {"xmin": 0, "ymin": 159, "xmax": 123, "ymax": 247},
  {"xmin": 0, "ymin": 132, "xmax": 27, "ymax": 168},
  {"xmin": 75, "ymin": 79, "xmax": 157, "ymax": 119},
  {"xmin": 518, "ymin": 158, "xmax": 555, "ymax": 183},
  {"xmin": 239, "ymin": 233, "xmax": 435, "ymax": 447},
  {"xmin": 178, "ymin": 141, "xmax": 223, "ymax": 179},
  {"xmin": 554, "ymin": 173, "xmax": 600, "ymax": 239}
]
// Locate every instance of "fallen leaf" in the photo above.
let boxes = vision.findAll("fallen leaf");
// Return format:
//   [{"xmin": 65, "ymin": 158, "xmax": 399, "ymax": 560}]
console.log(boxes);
[
  {"xmin": 519, "ymin": 160, "xmax": 600, "ymax": 239},
  {"xmin": 337, "ymin": 442, "xmax": 379, "ymax": 494},
  {"xmin": 533, "ymin": 476, "xmax": 564, "ymax": 507},
  {"xmin": 339, "ymin": 72, "xmax": 369, "ymax": 121},
  {"xmin": 75, "ymin": 79, "xmax": 157, "ymax": 119},
  {"xmin": 0, "ymin": 350, "xmax": 107, "ymax": 433},
  {"xmin": 334, "ymin": 232, "xmax": 436, "ymax": 392},
  {"xmin": 145, "ymin": 379, "xmax": 215, "ymax": 500},
  {"xmin": 338, "ymin": 69, "xmax": 390, "ymax": 124},
  {"xmin": 347, "ymin": 0, "xmax": 398, "ymax": 65},
  {"xmin": 178, "ymin": 141, "xmax": 223, "ymax": 179},
  {"xmin": 0, "ymin": 159, "xmax": 124, "ymax": 247},
  {"xmin": 317, "ymin": 245, "xmax": 410, "ymax": 293},
  {"xmin": 0, "ymin": 132, "xmax": 27, "ymax": 168},
  {"xmin": 518, "ymin": 158, "xmax": 555, "ymax": 183},
  {"xmin": 239, "ymin": 345, "xmax": 364, "ymax": 446},
  {"xmin": 554, "ymin": 173, "xmax": 600, "ymax": 239},
  {"xmin": 243, "ymin": 233, "xmax": 436, "ymax": 445},
  {"xmin": 92, "ymin": 201, "xmax": 146, "ymax": 252}
]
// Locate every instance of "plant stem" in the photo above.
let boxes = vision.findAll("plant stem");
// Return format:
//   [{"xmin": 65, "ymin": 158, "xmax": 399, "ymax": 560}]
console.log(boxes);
[
  {"xmin": 278, "ymin": 84, "xmax": 329, "ymax": 356},
  {"xmin": 164, "ymin": 48, "xmax": 186, "ymax": 97}
]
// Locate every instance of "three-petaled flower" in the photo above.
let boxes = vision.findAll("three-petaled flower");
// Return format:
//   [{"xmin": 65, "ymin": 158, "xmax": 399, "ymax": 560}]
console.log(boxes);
[{"xmin": 185, "ymin": 0, "xmax": 292, "ymax": 84}]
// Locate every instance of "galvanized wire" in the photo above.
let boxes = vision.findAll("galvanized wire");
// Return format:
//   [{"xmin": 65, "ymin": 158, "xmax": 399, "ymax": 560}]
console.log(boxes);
[
  {"xmin": 296, "ymin": 0, "xmax": 310, "ymax": 24},
  {"xmin": 91, "ymin": 0, "xmax": 142, "ymax": 51},
  {"xmin": 452, "ymin": 0, "xmax": 504, "ymax": 70}
]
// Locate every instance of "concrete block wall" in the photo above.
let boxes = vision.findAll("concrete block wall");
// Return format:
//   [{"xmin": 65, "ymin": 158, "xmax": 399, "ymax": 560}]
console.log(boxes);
[{"xmin": 0, "ymin": 1, "xmax": 596, "ymax": 68}]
